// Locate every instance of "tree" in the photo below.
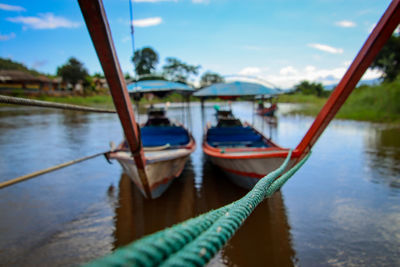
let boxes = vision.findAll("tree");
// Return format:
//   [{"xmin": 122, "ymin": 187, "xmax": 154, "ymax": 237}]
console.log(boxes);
[
  {"xmin": 56, "ymin": 57, "xmax": 88, "ymax": 87},
  {"xmin": 371, "ymin": 34, "xmax": 400, "ymax": 82},
  {"xmin": 294, "ymin": 80, "xmax": 324, "ymax": 97},
  {"xmin": 93, "ymin": 72, "xmax": 104, "ymax": 78},
  {"xmin": 124, "ymin": 72, "xmax": 133, "ymax": 81},
  {"xmin": 200, "ymin": 71, "xmax": 224, "ymax": 87},
  {"xmin": 162, "ymin": 57, "xmax": 200, "ymax": 83},
  {"xmin": 132, "ymin": 47, "xmax": 159, "ymax": 76}
]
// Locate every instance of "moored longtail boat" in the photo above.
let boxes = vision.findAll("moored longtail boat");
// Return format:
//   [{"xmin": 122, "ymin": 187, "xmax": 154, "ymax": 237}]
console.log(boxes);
[
  {"xmin": 203, "ymin": 108, "xmax": 292, "ymax": 189},
  {"xmin": 108, "ymin": 80, "xmax": 196, "ymax": 198},
  {"xmin": 109, "ymin": 115, "xmax": 195, "ymax": 199},
  {"xmin": 256, "ymin": 103, "xmax": 277, "ymax": 117},
  {"xmin": 195, "ymin": 82, "xmax": 291, "ymax": 189}
]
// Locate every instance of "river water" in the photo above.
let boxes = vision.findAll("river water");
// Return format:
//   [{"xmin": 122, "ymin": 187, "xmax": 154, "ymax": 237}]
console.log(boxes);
[{"xmin": 0, "ymin": 102, "xmax": 399, "ymax": 266}]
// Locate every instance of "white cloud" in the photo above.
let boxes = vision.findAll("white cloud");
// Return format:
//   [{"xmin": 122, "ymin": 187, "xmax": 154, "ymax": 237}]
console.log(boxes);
[
  {"xmin": 132, "ymin": 17, "xmax": 162, "ymax": 27},
  {"xmin": 362, "ymin": 68, "xmax": 382, "ymax": 80},
  {"xmin": 0, "ymin": 3, "xmax": 25, "ymax": 12},
  {"xmin": 7, "ymin": 13, "xmax": 80, "ymax": 30},
  {"xmin": 238, "ymin": 67, "xmax": 262, "ymax": 76},
  {"xmin": 305, "ymin": 65, "xmax": 316, "ymax": 73},
  {"xmin": 236, "ymin": 65, "xmax": 382, "ymax": 89},
  {"xmin": 335, "ymin": 20, "xmax": 356, "ymax": 28},
  {"xmin": 308, "ymin": 43, "xmax": 344, "ymax": 54},
  {"xmin": 280, "ymin": 66, "xmax": 297, "ymax": 75},
  {"xmin": 0, "ymin": 32, "xmax": 16, "ymax": 41}
]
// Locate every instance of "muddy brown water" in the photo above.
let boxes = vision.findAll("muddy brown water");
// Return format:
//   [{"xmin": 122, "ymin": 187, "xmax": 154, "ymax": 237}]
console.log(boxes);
[{"xmin": 0, "ymin": 102, "xmax": 399, "ymax": 266}]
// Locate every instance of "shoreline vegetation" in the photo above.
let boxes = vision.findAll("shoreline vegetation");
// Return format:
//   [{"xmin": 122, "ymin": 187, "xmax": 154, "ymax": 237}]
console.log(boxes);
[
  {"xmin": 1, "ymin": 78, "xmax": 399, "ymax": 124},
  {"xmin": 279, "ymin": 78, "xmax": 400, "ymax": 123}
]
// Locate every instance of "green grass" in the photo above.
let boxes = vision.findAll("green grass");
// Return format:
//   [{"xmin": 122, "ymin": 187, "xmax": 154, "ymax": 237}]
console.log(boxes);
[
  {"xmin": 277, "ymin": 93, "xmax": 327, "ymax": 104},
  {"xmin": 279, "ymin": 80, "xmax": 400, "ymax": 123},
  {"xmin": 34, "ymin": 94, "xmax": 115, "ymax": 108},
  {"xmin": 337, "ymin": 80, "xmax": 400, "ymax": 122},
  {"xmin": 1, "ymin": 92, "xmax": 198, "ymax": 109}
]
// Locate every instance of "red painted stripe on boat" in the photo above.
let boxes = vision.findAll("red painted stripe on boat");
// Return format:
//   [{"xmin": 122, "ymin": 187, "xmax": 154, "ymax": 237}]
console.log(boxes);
[
  {"xmin": 203, "ymin": 143, "xmax": 293, "ymax": 159},
  {"xmin": 219, "ymin": 165, "xmax": 264, "ymax": 179}
]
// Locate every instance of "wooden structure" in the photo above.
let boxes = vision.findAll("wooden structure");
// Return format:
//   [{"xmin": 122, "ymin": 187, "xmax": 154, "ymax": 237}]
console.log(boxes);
[{"xmin": 0, "ymin": 70, "xmax": 60, "ymax": 91}]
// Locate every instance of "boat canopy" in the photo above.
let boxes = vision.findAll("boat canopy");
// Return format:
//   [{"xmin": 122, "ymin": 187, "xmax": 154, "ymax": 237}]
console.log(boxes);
[
  {"xmin": 127, "ymin": 80, "xmax": 194, "ymax": 93},
  {"xmin": 194, "ymin": 81, "xmax": 279, "ymax": 97}
]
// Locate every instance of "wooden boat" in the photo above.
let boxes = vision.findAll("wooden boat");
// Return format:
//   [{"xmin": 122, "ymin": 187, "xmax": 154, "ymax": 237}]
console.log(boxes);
[
  {"xmin": 195, "ymin": 82, "xmax": 294, "ymax": 190},
  {"xmin": 107, "ymin": 80, "xmax": 195, "ymax": 199},
  {"xmin": 256, "ymin": 95, "xmax": 278, "ymax": 117},
  {"xmin": 109, "ymin": 107, "xmax": 195, "ymax": 198},
  {"xmin": 256, "ymin": 103, "xmax": 277, "ymax": 117},
  {"xmin": 203, "ymin": 109, "xmax": 294, "ymax": 190}
]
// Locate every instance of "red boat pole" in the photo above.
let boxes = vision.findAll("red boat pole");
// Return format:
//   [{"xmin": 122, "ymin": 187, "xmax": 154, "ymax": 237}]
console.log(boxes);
[
  {"xmin": 78, "ymin": 0, "xmax": 151, "ymax": 198},
  {"xmin": 295, "ymin": 0, "xmax": 400, "ymax": 158}
]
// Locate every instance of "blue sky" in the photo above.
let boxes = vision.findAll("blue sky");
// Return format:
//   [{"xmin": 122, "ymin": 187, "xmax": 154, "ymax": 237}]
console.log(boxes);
[{"xmin": 0, "ymin": 0, "xmax": 393, "ymax": 88}]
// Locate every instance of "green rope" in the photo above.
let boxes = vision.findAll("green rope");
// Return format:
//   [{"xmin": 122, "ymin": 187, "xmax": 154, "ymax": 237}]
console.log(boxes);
[{"xmin": 85, "ymin": 150, "xmax": 310, "ymax": 267}]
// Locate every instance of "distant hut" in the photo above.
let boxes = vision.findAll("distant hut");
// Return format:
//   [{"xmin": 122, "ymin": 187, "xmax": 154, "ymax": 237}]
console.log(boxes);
[
  {"xmin": 0, "ymin": 70, "xmax": 60, "ymax": 91},
  {"xmin": 93, "ymin": 77, "xmax": 109, "ymax": 91}
]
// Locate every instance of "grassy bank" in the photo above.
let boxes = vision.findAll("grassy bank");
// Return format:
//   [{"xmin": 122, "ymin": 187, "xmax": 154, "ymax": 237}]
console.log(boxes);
[
  {"xmin": 0, "ymin": 91, "xmax": 198, "ymax": 109},
  {"xmin": 3, "ymin": 80, "xmax": 400, "ymax": 123},
  {"xmin": 337, "ymin": 81, "xmax": 400, "ymax": 122},
  {"xmin": 279, "ymin": 79, "xmax": 400, "ymax": 123},
  {"xmin": 35, "ymin": 94, "xmax": 115, "ymax": 108}
]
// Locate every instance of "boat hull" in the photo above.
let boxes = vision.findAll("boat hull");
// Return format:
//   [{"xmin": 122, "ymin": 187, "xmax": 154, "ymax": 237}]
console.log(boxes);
[
  {"xmin": 208, "ymin": 155, "xmax": 296, "ymax": 190},
  {"xmin": 257, "ymin": 106, "xmax": 277, "ymax": 117},
  {"xmin": 112, "ymin": 148, "xmax": 193, "ymax": 199}
]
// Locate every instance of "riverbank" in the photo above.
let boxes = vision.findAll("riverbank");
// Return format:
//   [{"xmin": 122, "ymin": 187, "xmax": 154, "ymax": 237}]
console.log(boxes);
[
  {"xmin": 0, "ymin": 92, "xmax": 210, "ymax": 109},
  {"xmin": 2, "ymin": 79, "xmax": 399, "ymax": 123},
  {"xmin": 278, "ymin": 79, "xmax": 400, "ymax": 123}
]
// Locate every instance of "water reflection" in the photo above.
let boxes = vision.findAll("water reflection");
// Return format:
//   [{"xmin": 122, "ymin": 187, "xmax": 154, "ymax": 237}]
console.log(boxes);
[
  {"xmin": 113, "ymin": 160, "xmax": 197, "ymax": 247},
  {"xmin": 113, "ymin": 155, "xmax": 296, "ymax": 266},
  {"xmin": 221, "ymin": 192, "xmax": 296, "ymax": 267},
  {"xmin": 59, "ymin": 111, "xmax": 91, "ymax": 148},
  {"xmin": 365, "ymin": 126, "xmax": 400, "ymax": 189}
]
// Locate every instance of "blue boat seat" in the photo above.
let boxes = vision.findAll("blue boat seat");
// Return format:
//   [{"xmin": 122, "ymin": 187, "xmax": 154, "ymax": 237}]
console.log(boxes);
[
  {"xmin": 207, "ymin": 126, "xmax": 268, "ymax": 148},
  {"xmin": 141, "ymin": 126, "xmax": 190, "ymax": 147}
]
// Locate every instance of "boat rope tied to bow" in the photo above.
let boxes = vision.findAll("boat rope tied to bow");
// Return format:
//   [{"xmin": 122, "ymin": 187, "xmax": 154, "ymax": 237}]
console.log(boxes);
[
  {"xmin": 85, "ymin": 150, "xmax": 310, "ymax": 267},
  {"xmin": 0, "ymin": 95, "xmax": 116, "ymax": 114}
]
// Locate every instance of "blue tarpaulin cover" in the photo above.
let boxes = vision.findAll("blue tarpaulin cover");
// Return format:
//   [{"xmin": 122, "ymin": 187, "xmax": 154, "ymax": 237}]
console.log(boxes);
[
  {"xmin": 141, "ymin": 126, "xmax": 190, "ymax": 147},
  {"xmin": 207, "ymin": 126, "xmax": 268, "ymax": 148},
  {"xmin": 194, "ymin": 81, "xmax": 278, "ymax": 97},
  {"xmin": 127, "ymin": 80, "xmax": 194, "ymax": 93}
]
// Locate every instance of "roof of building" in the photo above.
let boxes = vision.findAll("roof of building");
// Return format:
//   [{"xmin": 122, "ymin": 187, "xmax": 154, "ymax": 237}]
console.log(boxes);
[
  {"xmin": 194, "ymin": 81, "xmax": 279, "ymax": 97},
  {"xmin": 0, "ymin": 70, "xmax": 54, "ymax": 83}
]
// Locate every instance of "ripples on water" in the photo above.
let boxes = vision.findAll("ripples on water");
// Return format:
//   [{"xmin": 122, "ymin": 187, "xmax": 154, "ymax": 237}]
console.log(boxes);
[{"xmin": 0, "ymin": 102, "xmax": 399, "ymax": 266}]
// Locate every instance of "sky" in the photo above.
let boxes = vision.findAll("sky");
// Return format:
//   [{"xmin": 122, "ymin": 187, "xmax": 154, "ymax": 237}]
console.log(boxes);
[{"xmin": 0, "ymin": 0, "xmax": 394, "ymax": 89}]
